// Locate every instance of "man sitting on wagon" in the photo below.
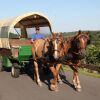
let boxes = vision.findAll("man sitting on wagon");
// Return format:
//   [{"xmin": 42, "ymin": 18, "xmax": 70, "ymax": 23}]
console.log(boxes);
[{"xmin": 31, "ymin": 27, "xmax": 45, "ymax": 43}]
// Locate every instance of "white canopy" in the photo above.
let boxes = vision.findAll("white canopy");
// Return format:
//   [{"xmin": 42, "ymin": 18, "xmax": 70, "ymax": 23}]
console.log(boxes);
[{"xmin": 0, "ymin": 12, "xmax": 52, "ymax": 49}]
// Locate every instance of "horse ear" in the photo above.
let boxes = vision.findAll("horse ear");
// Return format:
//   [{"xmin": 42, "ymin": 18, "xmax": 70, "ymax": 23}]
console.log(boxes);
[
  {"xmin": 59, "ymin": 32, "xmax": 64, "ymax": 39},
  {"xmin": 52, "ymin": 32, "xmax": 56, "ymax": 39},
  {"xmin": 77, "ymin": 30, "xmax": 82, "ymax": 35},
  {"xmin": 74, "ymin": 30, "xmax": 81, "ymax": 38},
  {"xmin": 86, "ymin": 31, "xmax": 90, "ymax": 36},
  {"xmin": 59, "ymin": 32, "xmax": 62, "ymax": 37}
]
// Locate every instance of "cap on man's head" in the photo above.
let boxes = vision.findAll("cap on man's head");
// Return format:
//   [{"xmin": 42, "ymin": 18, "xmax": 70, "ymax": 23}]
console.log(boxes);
[{"xmin": 35, "ymin": 27, "xmax": 40, "ymax": 31}]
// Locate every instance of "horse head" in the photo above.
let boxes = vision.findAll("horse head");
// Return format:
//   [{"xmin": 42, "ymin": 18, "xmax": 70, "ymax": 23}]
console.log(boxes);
[
  {"xmin": 72, "ymin": 30, "xmax": 90, "ymax": 59},
  {"xmin": 50, "ymin": 33, "xmax": 64, "ymax": 61}
]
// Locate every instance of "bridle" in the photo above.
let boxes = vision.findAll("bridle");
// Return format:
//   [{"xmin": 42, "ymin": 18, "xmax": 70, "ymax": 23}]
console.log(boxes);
[{"xmin": 41, "ymin": 38, "xmax": 63, "ymax": 57}]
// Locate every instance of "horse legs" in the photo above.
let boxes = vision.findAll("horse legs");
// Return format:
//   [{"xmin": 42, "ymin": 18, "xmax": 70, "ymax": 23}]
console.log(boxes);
[
  {"xmin": 58, "ymin": 74, "xmax": 63, "ymax": 84},
  {"xmin": 73, "ymin": 71, "xmax": 77, "ymax": 88},
  {"xmin": 49, "ymin": 66, "xmax": 58, "ymax": 91},
  {"xmin": 34, "ymin": 61, "xmax": 42, "ymax": 86},
  {"xmin": 73, "ymin": 68, "xmax": 82, "ymax": 92},
  {"xmin": 56, "ymin": 64, "xmax": 63, "ymax": 84},
  {"xmin": 76, "ymin": 72, "xmax": 81, "ymax": 92}
]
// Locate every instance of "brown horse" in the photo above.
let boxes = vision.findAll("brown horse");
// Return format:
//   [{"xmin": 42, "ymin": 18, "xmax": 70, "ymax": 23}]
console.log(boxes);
[
  {"xmin": 57, "ymin": 30, "xmax": 90, "ymax": 92},
  {"xmin": 31, "ymin": 33, "xmax": 64, "ymax": 91}
]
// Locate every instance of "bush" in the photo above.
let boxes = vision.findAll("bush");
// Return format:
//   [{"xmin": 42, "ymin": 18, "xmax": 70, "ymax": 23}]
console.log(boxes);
[{"xmin": 86, "ymin": 45, "xmax": 100, "ymax": 66}]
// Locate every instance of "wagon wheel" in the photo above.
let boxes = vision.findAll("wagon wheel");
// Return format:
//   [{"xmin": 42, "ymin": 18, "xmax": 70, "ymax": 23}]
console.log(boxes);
[
  {"xmin": 0, "ymin": 56, "xmax": 4, "ymax": 72},
  {"xmin": 11, "ymin": 63, "xmax": 20, "ymax": 78}
]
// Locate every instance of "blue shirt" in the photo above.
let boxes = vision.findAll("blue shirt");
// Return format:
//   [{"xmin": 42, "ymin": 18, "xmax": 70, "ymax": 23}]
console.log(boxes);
[{"xmin": 31, "ymin": 33, "xmax": 45, "ymax": 40}]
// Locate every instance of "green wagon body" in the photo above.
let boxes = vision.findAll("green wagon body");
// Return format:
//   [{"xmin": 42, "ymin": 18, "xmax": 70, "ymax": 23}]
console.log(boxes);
[
  {"xmin": 2, "ymin": 45, "xmax": 32, "ymax": 67},
  {"xmin": 18, "ymin": 45, "xmax": 32, "ymax": 61}
]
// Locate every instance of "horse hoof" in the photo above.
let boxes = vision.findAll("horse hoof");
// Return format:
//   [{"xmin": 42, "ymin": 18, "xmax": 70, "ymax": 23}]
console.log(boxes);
[
  {"xmin": 73, "ymin": 84, "xmax": 77, "ymax": 89},
  {"xmin": 76, "ymin": 88, "xmax": 82, "ymax": 92},
  {"xmin": 58, "ymin": 80, "xmax": 63, "ymax": 85},
  {"xmin": 50, "ymin": 84, "xmax": 59, "ymax": 92},
  {"xmin": 38, "ymin": 82, "xmax": 43, "ymax": 87},
  {"xmin": 50, "ymin": 84, "xmax": 55, "ymax": 91},
  {"xmin": 55, "ymin": 88, "xmax": 59, "ymax": 92}
]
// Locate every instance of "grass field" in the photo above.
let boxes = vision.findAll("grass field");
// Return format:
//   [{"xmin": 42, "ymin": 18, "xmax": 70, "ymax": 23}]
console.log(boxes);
[{"xmin": 62, "ymin": 66, "xmax": 100, "ymax": 78}]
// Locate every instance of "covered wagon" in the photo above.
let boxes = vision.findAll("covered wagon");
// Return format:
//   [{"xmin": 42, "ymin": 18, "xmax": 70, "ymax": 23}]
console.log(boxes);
[{"xmin": 0, "ymin": 12, "xmax": 52, "ymax": 77}]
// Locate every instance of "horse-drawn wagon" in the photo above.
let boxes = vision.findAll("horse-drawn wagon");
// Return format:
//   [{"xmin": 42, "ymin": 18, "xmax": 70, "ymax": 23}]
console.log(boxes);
[{"xmin": 0, "ymin": 12, "xmax": 52, "ymax": 78}]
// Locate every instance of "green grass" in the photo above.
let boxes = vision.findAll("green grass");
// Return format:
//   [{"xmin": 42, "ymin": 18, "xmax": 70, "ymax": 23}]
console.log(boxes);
[
  {"xmin": 79, "ymin": 68, "xmax": 100, "ymax": 78},
  {"xmin": 62, "ymin": 66, "xmax": 100, "ymax": 78}
]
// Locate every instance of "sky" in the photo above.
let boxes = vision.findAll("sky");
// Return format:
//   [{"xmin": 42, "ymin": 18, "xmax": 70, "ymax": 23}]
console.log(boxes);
[{"xmin": 0, "ymin": 0, "xmax": 100, "ymax": 32}]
